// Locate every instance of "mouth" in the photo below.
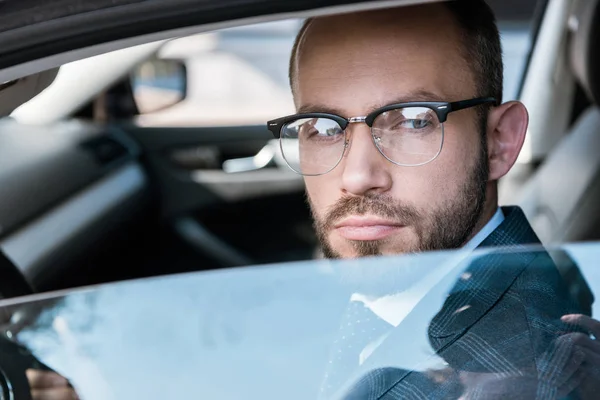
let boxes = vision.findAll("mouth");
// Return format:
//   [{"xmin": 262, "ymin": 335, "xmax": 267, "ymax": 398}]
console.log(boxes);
[{"xmin": 333, "ymin": 216, "xmax": 406, "ymax": 241}]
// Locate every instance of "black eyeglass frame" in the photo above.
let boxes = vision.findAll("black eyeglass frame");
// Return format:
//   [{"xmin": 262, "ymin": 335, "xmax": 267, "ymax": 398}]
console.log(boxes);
[{"xmin": 267, "ymin": 97, "xmax": 498, "ymax": 137}]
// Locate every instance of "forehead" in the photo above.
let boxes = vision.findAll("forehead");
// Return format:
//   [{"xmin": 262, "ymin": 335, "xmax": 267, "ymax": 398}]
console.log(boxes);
[{"xmin": 294, "ymin": 5, "xmax": 477, "ymax": 115}]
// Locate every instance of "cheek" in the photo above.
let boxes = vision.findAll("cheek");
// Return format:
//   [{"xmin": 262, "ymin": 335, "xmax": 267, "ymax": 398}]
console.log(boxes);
[
  {"xmin": 389, "ymin": 142, "xmax": 475, "ymax": 207},
  {"xmin": 388, "ymin": 169, "xmax": 445, "ymax": 207},
  {"xmin": 304, "ymin": 176, "xmax": 338, "ymax": 219},
  {"xmin": 438, "ymin": 125, "xmax": 483, "ymax": 179}
]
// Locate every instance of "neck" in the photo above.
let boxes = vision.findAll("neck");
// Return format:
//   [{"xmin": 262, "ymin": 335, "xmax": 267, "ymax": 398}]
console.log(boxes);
[{"xmin": 464, "ymin": 186, "xmax": 500, "ymax": 245}]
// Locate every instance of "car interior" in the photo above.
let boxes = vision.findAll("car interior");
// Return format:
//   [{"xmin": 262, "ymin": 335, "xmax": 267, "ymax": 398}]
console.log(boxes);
[
  {"xmin": 0, "ymin": 0, "xmax": 597, "ymax": 304},
  {"xmin": 515, "ymin": 0, "xmax": 600, "ymax": 245},
  {"xmin": 0, "ymin": 47, "xmax": 315, "ymax": 297}
]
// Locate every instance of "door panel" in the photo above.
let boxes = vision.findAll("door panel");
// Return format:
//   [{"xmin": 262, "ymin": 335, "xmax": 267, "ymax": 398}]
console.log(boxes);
[
  {"xmin": 196, "ymin": 191, "xmax": 316, "ymax": 264},
  {"xmin": 122, "ymin": 123, "xmax": 316, "ymax": 265},
  {"xmin": 192, "ymin": 169, "xmax": 303, "ymax": 202},
  {"xmin": 125, "ymin": 124, "xmax": 303, "ymax": 212}
]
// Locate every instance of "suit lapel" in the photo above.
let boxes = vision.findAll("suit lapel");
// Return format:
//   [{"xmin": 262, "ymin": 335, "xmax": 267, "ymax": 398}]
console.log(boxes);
[
  {"xmin": 478, "ymin": 207, "xmax": 542, "ymax": 250},
  {"xmin": 339, "ymin": 207, "xmax": 547, "ymax": 398},
  {"xmin": 428, "ymin": 207, "xmax": 542, "ymax": 346}
]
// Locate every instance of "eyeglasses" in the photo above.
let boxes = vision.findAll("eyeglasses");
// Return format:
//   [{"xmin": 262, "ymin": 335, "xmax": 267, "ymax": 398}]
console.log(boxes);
[{"xmin": 267, "ymin": 97, "xmax": 497, "ymax": 176}]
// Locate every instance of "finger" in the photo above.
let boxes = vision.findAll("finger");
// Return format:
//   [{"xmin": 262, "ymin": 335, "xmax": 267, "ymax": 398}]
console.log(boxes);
[
  {"xmin": 559, "ymin": 333, "xmax": 600, "ymax": 354},
  {"xmin": 26, "ymin": 370, "xmax": 69, "ymax": 389},
  {"xmin": 562, "ymin": 315, "xmax": 600, "ymax": 337},
  {"xmin": 31, "ymin": 387, "xmax": 79, "ymax": 400}
]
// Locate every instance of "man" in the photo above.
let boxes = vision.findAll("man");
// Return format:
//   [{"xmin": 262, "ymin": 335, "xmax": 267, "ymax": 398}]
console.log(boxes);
[
  {"xmin": 267, "ymin": 0, "xmax": 596, "ymax": 398},
  {"xmin": 278, "ymin": 0, "xmax": 522, "ymax": 259}
]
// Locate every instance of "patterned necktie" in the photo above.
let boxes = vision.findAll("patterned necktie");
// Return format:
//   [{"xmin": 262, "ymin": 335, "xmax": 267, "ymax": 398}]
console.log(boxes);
[{"xmin": 320, "ymin": 300, "xmax": 394, "ymax": 399}]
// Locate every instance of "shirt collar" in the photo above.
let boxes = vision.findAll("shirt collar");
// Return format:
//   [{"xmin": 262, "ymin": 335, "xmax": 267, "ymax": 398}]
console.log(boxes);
[{"xmin": 463, "ymin": 207, "xmax": 505, "ymax": 251}]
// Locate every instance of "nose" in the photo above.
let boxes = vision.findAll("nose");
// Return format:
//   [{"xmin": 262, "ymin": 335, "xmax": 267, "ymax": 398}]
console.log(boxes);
[{"xmin": 340, "ymin": 123, "xmax": 393, "ymax": 196}]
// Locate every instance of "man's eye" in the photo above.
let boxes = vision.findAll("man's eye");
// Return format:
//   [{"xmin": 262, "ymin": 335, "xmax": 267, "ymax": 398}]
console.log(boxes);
[
  {"xmin": 298, "ymin": 119, "xmax": 343, "ymax": 139},
  {"xmin": 303, "ymin": 126, "xmax": 343, "ymax": 138},
  {"xmin": 391, "ymin": 119, "xmax": 432, "ymax": 130},
  {"xmin": 316, "ymin": 127, "xmax": 343, "ymax": 137},
  {"xmin": 411, "ymin": 119, "xmax": 432, "ymax": 129}
]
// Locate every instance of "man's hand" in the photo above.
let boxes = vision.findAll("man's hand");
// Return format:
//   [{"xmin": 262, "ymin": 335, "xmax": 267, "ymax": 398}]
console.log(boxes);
[
  {"xmin": 459, "ymin": 314, "xmax": 600, "ymax": 399},
  {"xmin": 558, "ymin": 314, "xmax": 600, "ymax": 400},
  {"xmin": 26, "ymin": 369, "xmax": 79, "ymax": 400}
]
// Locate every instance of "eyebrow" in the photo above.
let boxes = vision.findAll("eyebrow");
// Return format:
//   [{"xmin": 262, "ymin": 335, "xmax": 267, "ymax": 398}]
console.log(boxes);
[{"xmin": 297, "ymin": 89, "xmax": 447, "ymax": 116}]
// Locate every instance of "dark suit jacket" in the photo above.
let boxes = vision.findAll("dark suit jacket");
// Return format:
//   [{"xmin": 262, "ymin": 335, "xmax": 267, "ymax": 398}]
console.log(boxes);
[{"xmin": 341, "ymin": 207, "xmax": 593, "ymax": 400}]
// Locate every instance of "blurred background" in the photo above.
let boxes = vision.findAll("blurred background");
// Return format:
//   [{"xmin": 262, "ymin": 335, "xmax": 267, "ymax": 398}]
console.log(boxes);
[{"xmin": 132, "ymin": 0, "xmax": 540, "ymax": 128}]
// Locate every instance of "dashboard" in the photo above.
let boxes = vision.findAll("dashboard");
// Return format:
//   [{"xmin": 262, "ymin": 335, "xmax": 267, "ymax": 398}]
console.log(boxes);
[{"xmin": 0, "ymin": 119, "xmax": 149, "ymax": 290}]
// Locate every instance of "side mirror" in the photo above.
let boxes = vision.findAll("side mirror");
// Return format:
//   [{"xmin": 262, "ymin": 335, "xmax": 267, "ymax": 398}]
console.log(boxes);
[{"xmin": 130, "ymin": 58, "xmax": 187, "ymax": 114}]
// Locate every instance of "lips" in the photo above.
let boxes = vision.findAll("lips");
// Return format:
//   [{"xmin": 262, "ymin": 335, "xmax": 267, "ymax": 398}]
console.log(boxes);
[{"xmin": 334, "ymin": 216, "xmax": 405, "ymax": 241}]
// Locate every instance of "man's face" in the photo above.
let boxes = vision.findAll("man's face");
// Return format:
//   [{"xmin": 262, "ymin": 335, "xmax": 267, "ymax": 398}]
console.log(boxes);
[{"xmin": 294, "ymin": 5, "xmax": 491, "ymax": 258}]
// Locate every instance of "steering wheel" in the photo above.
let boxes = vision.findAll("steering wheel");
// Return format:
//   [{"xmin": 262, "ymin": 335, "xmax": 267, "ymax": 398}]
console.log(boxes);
[
  {"xmin": 0, "ymin": 251, "xmax": 47, "ymax": 399},
  {"xmin": 0, "ymin": 334, "xmax": 51, "ymax": 400}
]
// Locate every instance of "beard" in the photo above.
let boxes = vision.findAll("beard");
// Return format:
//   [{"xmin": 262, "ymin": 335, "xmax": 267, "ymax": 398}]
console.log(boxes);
[{"xmin": 310, "ymin": 135, "xmax": 489, "ymax": 259}]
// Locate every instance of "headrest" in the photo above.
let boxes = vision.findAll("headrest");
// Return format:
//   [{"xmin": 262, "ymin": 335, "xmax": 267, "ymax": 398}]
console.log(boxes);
[
  {"xmin": 0, "ymin": 68, "xmax": 59, "ymax": 117},
  {"xmin": 569, "ymin": 0, "xmax": 600, "ymax": 105}
]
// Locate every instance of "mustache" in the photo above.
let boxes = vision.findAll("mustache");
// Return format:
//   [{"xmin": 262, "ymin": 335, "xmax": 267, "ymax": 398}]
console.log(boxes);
[{"xmin": 321, "ymin": 195, "xmax": 422, "ymax": 230}]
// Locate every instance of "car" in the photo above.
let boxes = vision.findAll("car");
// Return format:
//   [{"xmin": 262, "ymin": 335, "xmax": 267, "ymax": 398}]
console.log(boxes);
[
  {"xmin": 0, "ymin": 0, "xmax": 543, "ymax": 292},
  {"xmin": 0, "ymin": 0, "xmax": 598, "ymax": 398}
]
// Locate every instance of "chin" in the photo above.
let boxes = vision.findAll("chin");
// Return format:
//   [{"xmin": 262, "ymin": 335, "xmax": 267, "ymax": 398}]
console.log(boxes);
[{"xmin": 326, "ymin": 233, "xmax": 420, "ymax": 258}]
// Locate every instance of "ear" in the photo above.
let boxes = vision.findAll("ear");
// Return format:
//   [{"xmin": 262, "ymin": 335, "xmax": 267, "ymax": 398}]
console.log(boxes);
[{"xmin": 486, "ymin": 101, "xmax": 529, "ymax": 181}]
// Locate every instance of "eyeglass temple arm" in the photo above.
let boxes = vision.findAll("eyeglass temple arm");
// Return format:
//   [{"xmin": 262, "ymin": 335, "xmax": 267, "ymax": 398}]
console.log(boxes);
[{"xmin": 449, "ymin": 97, "xmax": 498, "ymax": 113}]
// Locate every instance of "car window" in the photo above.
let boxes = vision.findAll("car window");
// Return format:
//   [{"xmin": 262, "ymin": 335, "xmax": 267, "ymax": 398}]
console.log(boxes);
[
  {"xmin": 134, "ymin": 8, "xmax": 540, "ymax": 128},
  {"xmin": 0, "ymin": 243, "xmax": 597, "ymax": 399}
]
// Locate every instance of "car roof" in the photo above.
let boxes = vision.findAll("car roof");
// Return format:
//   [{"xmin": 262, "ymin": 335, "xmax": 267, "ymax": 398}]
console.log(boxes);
[
  {"xmin": 0, "ymin": 0, "xmax": 542, "ymax": 83},
  {"xmin": 0, "ymin": 0, "xmax": 422, "ymax": 79}
]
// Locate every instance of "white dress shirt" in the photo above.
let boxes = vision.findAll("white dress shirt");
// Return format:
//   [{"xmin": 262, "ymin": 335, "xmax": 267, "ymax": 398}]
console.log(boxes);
[{"xmin": 463, "ymin": 208, "xmax": 505, "ymax": 250}]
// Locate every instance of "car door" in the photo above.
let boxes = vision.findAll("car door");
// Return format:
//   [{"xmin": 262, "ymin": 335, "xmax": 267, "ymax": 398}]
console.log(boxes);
[{"xmin": 110, "ymin": 22, "xmax": 317, "ymax": 267}]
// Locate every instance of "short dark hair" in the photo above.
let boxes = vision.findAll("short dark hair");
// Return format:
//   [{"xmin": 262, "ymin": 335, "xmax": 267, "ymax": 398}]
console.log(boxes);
[{"xmin": 289, "ymin": 0, "xmax": 503, "ymax": 103}]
